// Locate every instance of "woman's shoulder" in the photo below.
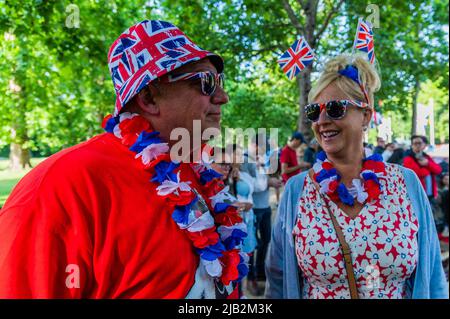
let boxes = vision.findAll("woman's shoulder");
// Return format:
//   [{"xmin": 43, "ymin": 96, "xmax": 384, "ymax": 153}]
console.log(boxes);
[{"xmin": 284, "ymin": 171, "xmax": 309, "ymax": 194}]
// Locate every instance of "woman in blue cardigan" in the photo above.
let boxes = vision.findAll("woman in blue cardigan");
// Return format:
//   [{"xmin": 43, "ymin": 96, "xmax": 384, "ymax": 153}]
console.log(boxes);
[{"xmin": 265, "ymin": 54, "xmax": 448, "ymax": 299}]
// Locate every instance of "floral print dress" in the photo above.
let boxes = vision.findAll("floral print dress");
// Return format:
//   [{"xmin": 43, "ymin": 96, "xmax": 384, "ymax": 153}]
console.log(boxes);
[{"xmin": 293, "ymin": 164, "xmax": 419, "ymax": 299}]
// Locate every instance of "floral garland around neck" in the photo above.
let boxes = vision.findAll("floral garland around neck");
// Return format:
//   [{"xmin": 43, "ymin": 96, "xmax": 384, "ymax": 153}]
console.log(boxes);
[
  {"xmin": 312, "ymin": 151, "xmax": 386, "ymax": 206},
  {"xmin": 102, "ymin": 112, "xmax": 249, "ymax": 287}
]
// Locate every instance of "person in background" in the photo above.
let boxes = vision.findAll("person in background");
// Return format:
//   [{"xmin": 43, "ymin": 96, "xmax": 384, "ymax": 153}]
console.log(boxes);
[
  {"xmin": 211, "ymin": 147, "xmax": 232, "ymax": 183},
  {"xmin": 363, "ymin": 141, "xmax": 373, "ymax": 157},
  {"xmin": 280, "ymin": 132, "xmax": 311, "ymax": 184},
  {"xmin": 231, "ymin": 143, "xmax": 267, "ymax": 296},
  {"xmin": 437, "ymin": 157, "xmax": 449, "ymax": 187},
  {"xmin": 267, "ymin": 147, "xmax": 282, "ymax": 205},
  {"xmin": 303, "ymin": 138, "xmax": 321, "ymax": 167},
  {"xmin": 382, "ymin": 142, "xmax": 396, "ymax": 162},
  {"xmin": 438, "ymin": 172, "xmax": 449, "ymax": 238},
  {"xmin": 373, "ymin": 136, "xmax": 386, "ymax": 155},
  {"xmin": 387, "ymin": 143, "xmax": 405, "ymax": 165},
  {"xmin": 403, "ymin": 135, "xmax": 442, "ymax": 229},
  {"xmin": 439, "ymin": 157, "xmax": 449, "ymax": 175},
  {"xmin": 241, "ymin": 134, "xmax": 282, "ymax": 287}
]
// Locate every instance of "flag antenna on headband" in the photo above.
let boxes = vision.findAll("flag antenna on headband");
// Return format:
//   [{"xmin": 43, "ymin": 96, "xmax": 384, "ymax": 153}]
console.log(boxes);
[
  {"xmin": 278, "ymin": 36, "xmax": 316, "ymax": 80},
  {"xmin": 352, "ymin": 18, "xmax": 376, "ymax": 64}
]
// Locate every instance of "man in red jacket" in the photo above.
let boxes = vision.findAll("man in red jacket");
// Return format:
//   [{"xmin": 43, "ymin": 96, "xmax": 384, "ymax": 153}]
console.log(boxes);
[
  {"xmin": 0, "ymin": 20, "xmax": 246, "ymax": 299},
  {"xmin": 403, "ymin": 135, "xmax": 442, "ymax": 204}
]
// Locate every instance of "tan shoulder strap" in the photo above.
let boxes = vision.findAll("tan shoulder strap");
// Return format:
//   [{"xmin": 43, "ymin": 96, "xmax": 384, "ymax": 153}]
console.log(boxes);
[{"xmin": 308, "ymin": 170, "xmax": 359, "ymax": 299}]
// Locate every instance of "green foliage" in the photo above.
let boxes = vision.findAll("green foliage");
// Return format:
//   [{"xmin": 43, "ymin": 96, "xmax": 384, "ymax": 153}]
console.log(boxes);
[{"xmin": 0, "ymin": 0, "xmax": 448, "ymax": 156}]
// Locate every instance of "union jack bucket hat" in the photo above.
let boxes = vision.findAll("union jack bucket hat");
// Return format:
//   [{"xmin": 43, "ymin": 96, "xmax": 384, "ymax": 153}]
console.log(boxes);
[{"xmin": 108, "ymin": 20, "xmax": 224, "ymax": 115}]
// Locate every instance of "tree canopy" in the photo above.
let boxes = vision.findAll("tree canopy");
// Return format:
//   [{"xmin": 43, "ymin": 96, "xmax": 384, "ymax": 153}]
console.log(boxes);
[{"xmin": 0, "ymin": 0, "xmax": 448, "ymax": 162}]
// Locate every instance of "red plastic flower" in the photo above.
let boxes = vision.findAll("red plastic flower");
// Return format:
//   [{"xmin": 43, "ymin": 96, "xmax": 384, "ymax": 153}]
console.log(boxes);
[
  {"xmin": 322, "ymin": 162, "xmax": 334, "ymax": 170},
  {"xmin": 220, "ymin": 249, "xmax": 241, "ymax": 285},
  {"xmin": 363, "ymin": 160, "xmax": 385, "ymax": 174},
  {"xmin": 102, "ymin": 114, "xmax": 113, "ymax": 129},
  {"xmin": 165, "ymin": 190, "xmax": 196, "ymax": 206},
  {"xmin": 214, "ymin": 206, "xmax": 243, "ymax": 226},
  {"xmin": 203, "ymin": 179, "xmax": 225, "ymax": 198},
  {"xmin": 364, "ymin": 179, "xmax": 381, "ymax": 201},
  {"xmin": 120, "ymin": 117, "xmax": 151, "ymax": 146},
  {"xmin": 328, "ymin": 180, "xmax": 339, "ymax": 193},
  {"xmin": 187, "ymin": 227, "xmax": 220, "ymax": 249}
]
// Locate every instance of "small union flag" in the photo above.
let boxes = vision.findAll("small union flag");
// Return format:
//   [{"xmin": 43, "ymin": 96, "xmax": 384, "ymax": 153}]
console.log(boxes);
[
  {"xmin": 353, "ymin": 19, "xmax": 375, "ymax": 64},
  {"xmin": 278, "ymin": 37, "xmax": 315, "ymax": 80}
]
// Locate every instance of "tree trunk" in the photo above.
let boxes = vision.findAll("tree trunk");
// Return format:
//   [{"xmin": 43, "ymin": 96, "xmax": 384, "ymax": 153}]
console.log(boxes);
[
  {"xmin": 297, "ymin": 67, "xmax": 313, "ymax": 141},
  {"xmin": 9, "ymin": 126, "xmax": 32, "ymax": 170},
  {"xmin": 297, "ymin": 0, "xmax": 317, "ymax": 142},
  {"xmin": 411, "ymin": 79, "xmax": 421, "ymax": 136},
  {"xmin": 9, "ymin": 143, "xmax": 32, "ymax": 170}
]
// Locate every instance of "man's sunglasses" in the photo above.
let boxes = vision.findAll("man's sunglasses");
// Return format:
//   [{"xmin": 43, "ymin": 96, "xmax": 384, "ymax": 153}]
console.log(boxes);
[
  {"xmin": 304, "ymin": 99, "xmax": 369, "ymax": 122},
  {"xmin": 162, "ymin": 71, "xmax": 225, "ymax": 96}
]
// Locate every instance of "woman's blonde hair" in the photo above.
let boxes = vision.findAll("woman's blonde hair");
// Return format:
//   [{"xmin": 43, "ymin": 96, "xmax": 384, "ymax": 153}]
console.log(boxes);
[{"xmin": 308, "ymin": 53, "xmax": 381, "ymax": 108}]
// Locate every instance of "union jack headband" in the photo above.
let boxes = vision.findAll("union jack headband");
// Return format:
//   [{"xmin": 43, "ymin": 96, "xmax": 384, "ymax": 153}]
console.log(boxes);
[
  {"xmin": 338, "ymin": 65, "xmax": 370, "ymax": 106},
  {"xmin": 108, "ymin": 20, "xmax": 224, "ymax": 115}
]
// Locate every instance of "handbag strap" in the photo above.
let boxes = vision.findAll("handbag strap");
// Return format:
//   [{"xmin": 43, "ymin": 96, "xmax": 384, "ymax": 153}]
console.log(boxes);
[{"xmin": 309, "ymin": 170, "xmax": 359, "ymax": 299}]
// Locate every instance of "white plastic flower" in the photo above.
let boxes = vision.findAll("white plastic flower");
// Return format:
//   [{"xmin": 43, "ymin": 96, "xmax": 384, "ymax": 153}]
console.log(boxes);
[{"xmin": 135, "ymin": 143, "xmax": 169, "ymax": 165}]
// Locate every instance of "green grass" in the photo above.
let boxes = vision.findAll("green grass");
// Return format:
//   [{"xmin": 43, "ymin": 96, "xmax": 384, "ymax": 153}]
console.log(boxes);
[{"xmin": 0, "ymin": 157, "xmax": 46, "ymax": 207}]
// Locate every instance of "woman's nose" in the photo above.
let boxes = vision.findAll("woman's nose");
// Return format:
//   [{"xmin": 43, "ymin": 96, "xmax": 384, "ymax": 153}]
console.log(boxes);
[{"xmin": 316, "ymin": 107, "xmax": 330, "ymax": 125}]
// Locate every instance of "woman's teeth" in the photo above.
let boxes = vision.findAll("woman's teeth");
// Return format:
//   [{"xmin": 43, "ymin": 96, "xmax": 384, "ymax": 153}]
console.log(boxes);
[{"xmin": 321, "ymin": 131, "xmax": 340, "ymax": 139}]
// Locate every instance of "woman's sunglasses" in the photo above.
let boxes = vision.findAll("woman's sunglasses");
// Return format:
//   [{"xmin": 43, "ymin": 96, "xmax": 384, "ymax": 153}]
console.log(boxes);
[
  {"xmin": 304, "ymin": 99, "xmax": 369, "ymax": 122},
  {"xmin": 163, "ymin": 71, "xmax": 225, "ymax": 96}
]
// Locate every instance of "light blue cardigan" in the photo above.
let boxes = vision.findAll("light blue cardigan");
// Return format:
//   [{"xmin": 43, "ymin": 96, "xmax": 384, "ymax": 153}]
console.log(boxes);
[{"xmin": 265, "ymin": 166, "xmax": 448, "ymax": 299}]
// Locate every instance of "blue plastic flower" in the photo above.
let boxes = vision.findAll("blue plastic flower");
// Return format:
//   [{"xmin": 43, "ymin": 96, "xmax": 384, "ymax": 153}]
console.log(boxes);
[
  {"xmin": 104, "ymin": 116, "xmax": 119, "ymax": 133},
  {"xmin": 151, "ymin": 161, "xmax": 180, "ymax": 184},
  {"xmin": 197, "ymin": 242, "xmax": 225, "ymax": 261},
  {"xmin": 214, "ymin": 202, "xmax": 232, "ymax": 214},
  {"xmin": 364, "ymin": 153, "xmax": 383, "ymax": 163},
  {"xmin": 199, "ymin": 169, "xmax": 222, "ymax": 185},
  {"xmin": 337, "ymin": 183, "xmax": 354, "ymax": 206},
  {"xmin": 237, "ymin": 257, "xmax": 249, "ymax": 282},
  {"xmin": 172, "ymin": 197, "xmax": 198, "ymax": 225},
  {"xmin": 316, "ymin": 168, "xmax": 338, "ymax": 183},
  {"xmin": 223, "ymin": 229, "xmax": 247, "ymax": 250},
  {"xmin": 316, "ymin": 151, "xmax": 327, "ymax": 162},
  {"xmin": 129, "ymin": 131, "xmax": 161, "ymax": 153},
  {"xmin": 361, "ymin": 171, "xmax": 380, "ymax": 185}
]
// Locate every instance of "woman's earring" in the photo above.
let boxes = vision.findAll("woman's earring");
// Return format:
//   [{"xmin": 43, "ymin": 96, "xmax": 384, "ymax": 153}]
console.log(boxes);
[{"xmin": 363, "ymin": 126, "xmax": 368, "ymax": 132}]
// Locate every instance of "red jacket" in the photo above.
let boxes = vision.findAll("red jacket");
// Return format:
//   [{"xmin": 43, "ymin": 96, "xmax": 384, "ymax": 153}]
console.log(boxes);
[
  {"xmin": 403, "ymin": 152, "xmax": 442, "ymax": 198},
  {"xmin": 0, "ymin": 133, "xmax": 239, "ymax": 299}
]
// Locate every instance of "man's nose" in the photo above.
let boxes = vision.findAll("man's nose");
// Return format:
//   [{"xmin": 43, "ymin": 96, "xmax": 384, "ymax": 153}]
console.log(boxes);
[{"xmin": 211, "ymin": 86, "xmax": 229, "ymax": 105}]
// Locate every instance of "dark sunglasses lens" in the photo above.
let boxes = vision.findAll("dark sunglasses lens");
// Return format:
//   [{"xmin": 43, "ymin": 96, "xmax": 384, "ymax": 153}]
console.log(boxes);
[
  {"xmin": 201, "ymin": 73, "xmax": 216, "ymax": 95},
  {"xmin": 218, "ymin": 74, "xmax": 224, "ymax": 89},
  {"xmin": 306, "ymin": 104, "xmax": 321, "ymax": 122},
  {"xmin": 326, "ymin": 101, "xmax": 346, "ymax": 119}
]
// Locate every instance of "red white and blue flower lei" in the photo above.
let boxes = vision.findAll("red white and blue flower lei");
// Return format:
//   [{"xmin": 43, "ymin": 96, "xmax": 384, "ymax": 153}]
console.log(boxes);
[
  {"xmin": 312, "ymin": 151, "xmax": 386, "ymax": 206},
  {"xmin": 102, "ymin": 112, "xmax": 249, "ymax": 286}
]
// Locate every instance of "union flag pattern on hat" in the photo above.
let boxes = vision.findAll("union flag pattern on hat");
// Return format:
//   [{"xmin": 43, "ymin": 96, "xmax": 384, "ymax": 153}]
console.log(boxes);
[{"xmin": 108, "ymin": 20, "xmax": 223, "ymax": 115}]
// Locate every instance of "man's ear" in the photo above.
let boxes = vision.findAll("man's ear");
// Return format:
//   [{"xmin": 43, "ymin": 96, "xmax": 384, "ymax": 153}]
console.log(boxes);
[{"xmin": 136, "ymin": 86, "xmax": 160, "ymax": 115}]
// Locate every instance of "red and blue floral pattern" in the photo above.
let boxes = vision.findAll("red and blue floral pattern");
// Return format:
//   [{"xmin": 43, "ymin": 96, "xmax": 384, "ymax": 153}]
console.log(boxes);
[{"xmin": 294, "ymin": 164, "xmax": 419, "ymax": 299}]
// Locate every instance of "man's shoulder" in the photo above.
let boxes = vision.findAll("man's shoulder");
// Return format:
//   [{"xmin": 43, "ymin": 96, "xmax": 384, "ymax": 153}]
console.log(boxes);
[
  {"xmin": 34, "ymin": 134, "xmax": 123, "ymax": 175},
  {"xmin": 2, "ymin": 134, "xmax": 128, "ymax": 209}
]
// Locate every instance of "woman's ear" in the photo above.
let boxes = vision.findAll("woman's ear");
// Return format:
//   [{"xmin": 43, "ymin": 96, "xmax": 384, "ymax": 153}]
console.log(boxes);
[
  {"xmin": 136, "ymin": 86, "xmax": 160, "ymax": 115},
  {"xmin": 362, "ymin": 108, "xmax": 373, "ymax": 128}
]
